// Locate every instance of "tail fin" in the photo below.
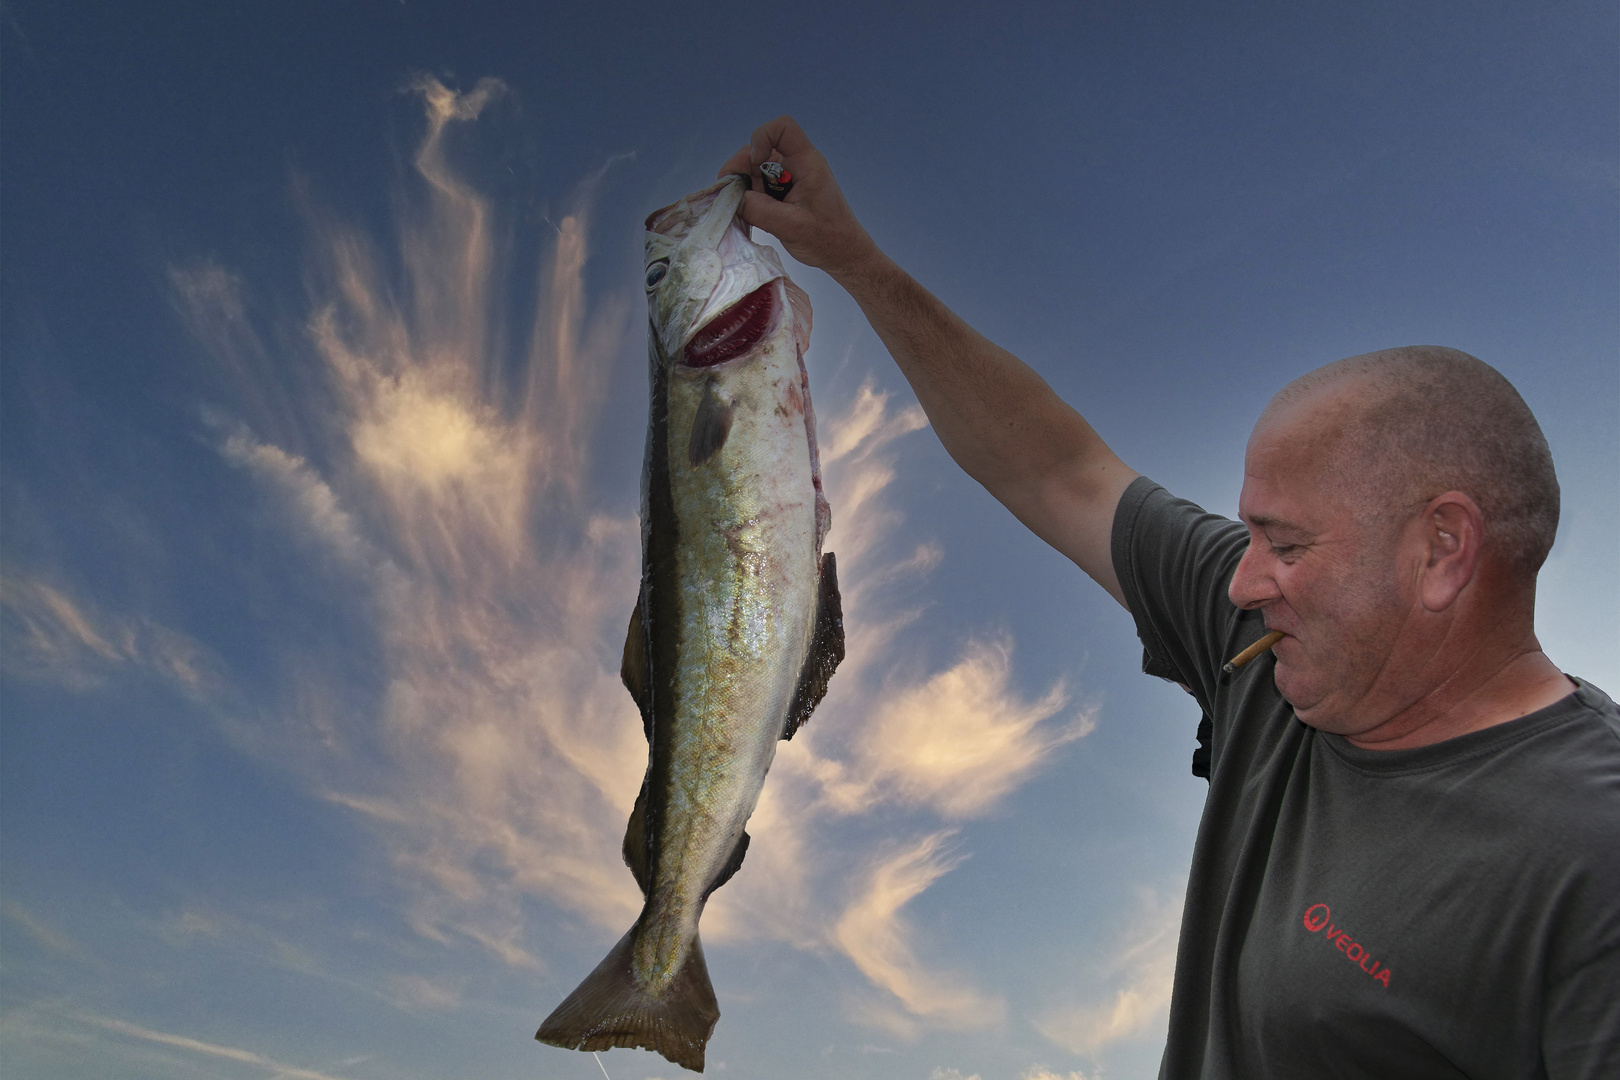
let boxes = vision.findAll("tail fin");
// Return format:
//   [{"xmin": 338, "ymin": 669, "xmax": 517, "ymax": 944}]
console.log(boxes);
[{"xmin": 536, "ymin": 924, "xmax": 720, "ymax": 1073}]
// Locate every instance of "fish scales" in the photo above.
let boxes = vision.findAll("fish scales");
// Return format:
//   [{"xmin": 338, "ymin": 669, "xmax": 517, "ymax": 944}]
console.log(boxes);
[{"xmin": 537, "ymin": 176, "xmax": 844, "ymax": 1073}]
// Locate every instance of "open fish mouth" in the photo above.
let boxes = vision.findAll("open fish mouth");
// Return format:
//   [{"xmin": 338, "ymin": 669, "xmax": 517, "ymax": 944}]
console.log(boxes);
[{"xmin": 684, "ymin": 282, "xmax": 777, "ymax": 368}]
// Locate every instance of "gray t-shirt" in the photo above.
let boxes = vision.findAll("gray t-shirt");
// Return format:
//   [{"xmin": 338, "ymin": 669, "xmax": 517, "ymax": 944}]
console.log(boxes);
[{"xmin": 1111, "ymin": 477, "xmax": 1620, "ymax": 1079}]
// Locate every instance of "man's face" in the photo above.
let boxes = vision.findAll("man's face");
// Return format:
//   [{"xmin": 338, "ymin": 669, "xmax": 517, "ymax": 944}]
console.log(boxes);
[{"xmin": 1229, "ymin": 391, "xmax": 1424, "ymax": 734}]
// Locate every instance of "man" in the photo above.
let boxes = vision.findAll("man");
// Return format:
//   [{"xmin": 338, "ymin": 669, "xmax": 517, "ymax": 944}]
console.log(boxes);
[{"xmin": 719, "ymin": 118, "xmax": 1619, "ymax": 1078}]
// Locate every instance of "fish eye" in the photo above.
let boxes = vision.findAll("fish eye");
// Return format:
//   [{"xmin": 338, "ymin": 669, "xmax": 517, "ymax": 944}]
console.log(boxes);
[{"xmin": 645, "ymin": 260, "xmax": 669, "ymax": 289}]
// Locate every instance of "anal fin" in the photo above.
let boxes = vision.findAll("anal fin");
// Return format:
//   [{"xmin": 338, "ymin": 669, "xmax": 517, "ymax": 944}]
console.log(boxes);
[
  {"xmin": 621, "ymin": 598, "xmax": 652, "ymax": 740},
  {"xmin": 782, "ymin": 552, "xmax": 845, "ymax": 740},
  {"xmin": 702, "ymin": 831, "xmax": 749, "ymax": 900},
  {"xmin": 622, "ymin": 775, "xmax": 652, "ymax": 896}
]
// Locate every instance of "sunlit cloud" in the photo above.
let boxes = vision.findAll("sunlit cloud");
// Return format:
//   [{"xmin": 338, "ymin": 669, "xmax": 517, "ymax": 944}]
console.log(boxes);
[
  {"xmin": 163, "ymin": 72, "xmax": 1092, "ymax": 1029},
  {"xmin": 1034, "ymin": 887, "xmax": 1182, "ymax": 1056},
  {"xmin": 833, "ymin": 832, "xmax": 1004, "ymax": 1031},
  {"xmin": 215, "ymin": 423, "xmax": 377, "ymax": 571},
  {"xmin": 1022, "ymin": 1066, "xmax": 1094, "ymax": 1080},
  {"xmin": 0, "ymin": 575, "xmax": 224, "ymax": 698},
  {"xmin": 806, "ymin": 638, "xmax": 1091, "ymax": 820}
]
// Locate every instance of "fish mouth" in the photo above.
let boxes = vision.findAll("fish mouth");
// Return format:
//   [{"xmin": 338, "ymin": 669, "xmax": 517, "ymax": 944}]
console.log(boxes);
[{"xmin": 683, "ymin": 281, "xmax": 777, "ymax": 368}]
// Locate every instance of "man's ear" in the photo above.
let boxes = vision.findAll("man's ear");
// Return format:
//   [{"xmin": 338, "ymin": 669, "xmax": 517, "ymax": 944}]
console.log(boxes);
[{"xmin": 1420, "ymin": 491, "xmax": 1484, "ymax": 612}]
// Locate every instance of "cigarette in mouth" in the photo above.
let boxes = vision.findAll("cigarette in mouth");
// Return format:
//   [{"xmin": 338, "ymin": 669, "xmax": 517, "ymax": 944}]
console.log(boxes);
[{"xmin": 1223, "ymin": 630, "xmax": 1286, "ymax": 673}]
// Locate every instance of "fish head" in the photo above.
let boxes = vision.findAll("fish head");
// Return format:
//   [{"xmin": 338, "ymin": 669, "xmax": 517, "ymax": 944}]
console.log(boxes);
[{"xmin": 644, "ymin": 176, "xmax": 811, "ymax": 369}]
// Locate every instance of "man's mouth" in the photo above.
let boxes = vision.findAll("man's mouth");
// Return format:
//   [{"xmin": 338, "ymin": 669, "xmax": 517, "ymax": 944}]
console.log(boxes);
[{"xmin": 684, "ymin": 282, "xmax": 776, "ymax": 368}]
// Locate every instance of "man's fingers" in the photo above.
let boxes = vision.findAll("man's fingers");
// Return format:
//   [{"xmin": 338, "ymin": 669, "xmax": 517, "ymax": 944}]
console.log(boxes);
[{"xmin": 736, "ymin": 189, "xmax": 800, "ymax": 236}]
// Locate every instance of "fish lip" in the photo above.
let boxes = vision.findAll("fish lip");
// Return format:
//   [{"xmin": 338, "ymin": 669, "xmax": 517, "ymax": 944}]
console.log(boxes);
[
  {"xmin": 681, "ymin": 281, "xmax": 779, "ymax": 369},
  {"xmin": 644, "ymin": 175, "xmax": 748, "ymax": 237}
]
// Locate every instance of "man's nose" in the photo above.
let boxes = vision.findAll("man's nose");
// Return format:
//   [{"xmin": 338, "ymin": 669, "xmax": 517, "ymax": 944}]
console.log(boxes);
[{"xmin": 1228, "ymin": 541, "xmax": 1278, "ymax": 610}]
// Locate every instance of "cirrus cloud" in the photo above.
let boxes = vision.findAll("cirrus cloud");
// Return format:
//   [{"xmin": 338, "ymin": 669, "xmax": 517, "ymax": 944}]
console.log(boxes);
[{"xmin": 158, "ymin": 74, "xmax": 1095, "ymax": 1039}]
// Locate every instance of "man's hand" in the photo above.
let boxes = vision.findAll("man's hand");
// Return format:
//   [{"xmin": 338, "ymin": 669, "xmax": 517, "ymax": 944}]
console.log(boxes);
[{"xmin": 717, "ymin": 116, "xmax": 879, "ymax": 284}]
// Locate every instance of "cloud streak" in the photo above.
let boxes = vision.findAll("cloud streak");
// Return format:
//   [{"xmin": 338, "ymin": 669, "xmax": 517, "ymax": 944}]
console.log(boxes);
[
  {"xmin": 86, "ymin": 1014, "xmax": 357, "ymax": 1080},
  {"xmin": 1035, "ymin": 887, "xmax": 1182, "ymax": 1056},
  {"xmin": 833, "ymin": 832, "xmax": 1004, "ymax": 1031},
  {"xmin": 0, "ymin": 575, "xmax": 224, "ymax": 698},
  {"xmin": 807, "ymin": 637, "xmax": 1091, "ymax": 820}
]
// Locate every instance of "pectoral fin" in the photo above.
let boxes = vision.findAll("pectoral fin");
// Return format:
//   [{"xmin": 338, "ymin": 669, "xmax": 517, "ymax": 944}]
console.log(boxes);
[
  {"xmin": 688, "ymin": 378, "xmax": 733, "ymax": 466},
  {"xmin": 782, "ymin": 552, "xmax": 845, "ymax": 740},
  {"xmin": 621, "ymin": 598, "xmax": 652, "ymax": 740}
]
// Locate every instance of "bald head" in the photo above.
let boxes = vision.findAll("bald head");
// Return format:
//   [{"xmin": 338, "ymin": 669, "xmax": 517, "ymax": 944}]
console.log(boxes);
[{"xmin": 1260, "ymin": 346, "xmax": 1560, "ymax": 576}]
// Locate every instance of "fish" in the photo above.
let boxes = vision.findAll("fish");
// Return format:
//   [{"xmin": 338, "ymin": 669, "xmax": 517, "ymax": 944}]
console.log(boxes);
[{"xmin": 536, "ymin": 175, "xmax": 844, "ymax": 1073}]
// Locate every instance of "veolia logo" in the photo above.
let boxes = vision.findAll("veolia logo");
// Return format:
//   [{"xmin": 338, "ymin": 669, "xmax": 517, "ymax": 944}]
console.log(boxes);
[{"xmin": 1300, "ymin": 902, "xmax": 1391, "ymax": 988}]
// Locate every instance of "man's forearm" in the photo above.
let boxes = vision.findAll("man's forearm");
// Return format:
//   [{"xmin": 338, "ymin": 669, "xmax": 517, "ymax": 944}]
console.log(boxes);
[
  {"xmin": 833, "ymin": 249, "xmax": 1137, "ymax": 597},
  {"xmin": 835, "ymin": 251, "xmax": 1099, "ymax": 486}
]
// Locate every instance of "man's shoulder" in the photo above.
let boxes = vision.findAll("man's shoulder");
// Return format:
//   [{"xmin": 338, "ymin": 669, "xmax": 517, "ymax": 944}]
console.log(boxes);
[
  {"xmin": 1512, "ymin": 678, "xmax": 1620, "ymax": 825},
  {"xmin": 1515, "ymin": 678, "xmax": 1620, "ymax": 772},
  {"xmin": 1111, "ymin": 477, "xmax": 1251, "ymax": 693}
]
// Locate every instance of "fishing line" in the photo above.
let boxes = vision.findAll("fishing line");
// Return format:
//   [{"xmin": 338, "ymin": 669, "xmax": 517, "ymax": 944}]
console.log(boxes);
[{"xmin": 592, "ymin": 1051, "xmax": 612, "ymax": 1079}]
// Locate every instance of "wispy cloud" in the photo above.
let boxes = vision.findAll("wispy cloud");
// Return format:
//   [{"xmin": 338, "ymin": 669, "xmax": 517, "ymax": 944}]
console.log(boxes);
[
  {"xmin": 161, "ymin": 73, "xmax": 1092, "ymax": 1033},
  {"xmin": 1023, "ymin": 1066, "xmax": 1095, "ymax": 1080},
  {"xmin": 0, "ymin": 575, "xmax": 225, "ymax": 698},
  {"xmin": 85, "ymin": 1013, "xmax": 358, "ymax": 1080},
  {"xmin": 172, "ymin": 76, "xmax": 646, "ymax": 971},
  {"xmin": 928, "ymin": 1067, "xmax": 1090, "ymax": 1080},
  {"xmin": 2, "ymin": 902, "xmax": 98, "ymax": 965},
  {"xmin": 804, "ymin": 637, "xmax": 1091, "ymax": 820},
  {"xmin": 154, "ymin": 899, "xmax": 417, "ymax": 1009},
  {"xmin": 214, "ymin": 423, "xmax": 378, "ymax": 572},
  {"xmin": 387, "ymin": 973, "xmax": 463, "ymax": 1012},
  {"xmin": 834, "ymin": 832, "xmax": 1004, "ymax": 1032},
  {"xmin": 1034, "ymin": 886, "xmax": 1182, "ymax": 1056}
]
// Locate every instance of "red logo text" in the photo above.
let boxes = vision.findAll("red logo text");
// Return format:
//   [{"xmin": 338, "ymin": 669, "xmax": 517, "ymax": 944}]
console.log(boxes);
[{"xmin": 1301, "ymin": 903, "xmax": 1391, "ymax": 988}]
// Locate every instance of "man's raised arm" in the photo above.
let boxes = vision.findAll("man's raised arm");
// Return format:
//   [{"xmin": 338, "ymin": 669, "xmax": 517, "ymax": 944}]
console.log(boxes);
[{"xmin": 720, "ymin": 117, "xmax": 1139, "ymax": 608}]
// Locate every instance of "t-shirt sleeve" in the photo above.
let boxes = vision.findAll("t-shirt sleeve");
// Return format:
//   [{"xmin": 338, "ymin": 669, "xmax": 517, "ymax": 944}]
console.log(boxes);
[{"xmin": 1110, "ymin": 475, "xmax": 1257, "ymax": 707}]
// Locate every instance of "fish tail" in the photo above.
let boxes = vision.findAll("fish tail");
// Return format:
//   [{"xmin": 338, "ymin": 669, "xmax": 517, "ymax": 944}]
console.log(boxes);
[{"xmin": 536, "ymin": 924, "xmax": 719, "ymax": 1073}]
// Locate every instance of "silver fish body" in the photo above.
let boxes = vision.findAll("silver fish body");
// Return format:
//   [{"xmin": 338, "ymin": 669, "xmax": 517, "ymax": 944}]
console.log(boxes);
[{"xmin": 537, "ymin": 176, "xmax": 843, "ymax": 1073}]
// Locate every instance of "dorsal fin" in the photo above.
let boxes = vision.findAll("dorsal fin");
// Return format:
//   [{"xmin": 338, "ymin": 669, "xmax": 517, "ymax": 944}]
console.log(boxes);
[
  {"xmin": 782, "ymin": 552, "xmax": 845, "ymax": 740},
  {"xmin": 620, "ymin": 598, "xmax": 652, "ymax": 740}
]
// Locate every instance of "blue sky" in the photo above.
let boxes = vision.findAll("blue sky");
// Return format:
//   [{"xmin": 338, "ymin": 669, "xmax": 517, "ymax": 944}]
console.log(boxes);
[{"xmin": 2, "ymin": 3, "xmax": 1614, "ymax": 1079}]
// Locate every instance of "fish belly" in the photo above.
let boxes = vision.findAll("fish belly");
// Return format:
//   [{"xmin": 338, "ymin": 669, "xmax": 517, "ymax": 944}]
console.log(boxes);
[{"xmin": 633, "ymin": 344, "xmax": 820, "ymax": 988}]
